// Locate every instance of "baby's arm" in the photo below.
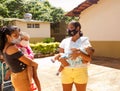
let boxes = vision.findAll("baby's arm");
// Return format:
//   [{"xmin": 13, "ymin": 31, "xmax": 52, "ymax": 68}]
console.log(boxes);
[{"xmin": 53, "ymin": 53, "xmax": 69, "ymax": 61}]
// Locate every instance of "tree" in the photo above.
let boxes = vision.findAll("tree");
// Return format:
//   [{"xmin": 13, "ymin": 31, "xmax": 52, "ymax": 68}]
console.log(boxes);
[
  {"xmin": 0, "ymin": 0, "xmax": 77, "ymax": 23},
  {"xmin": 4, "ymin": 0, "xmax": 25, "ymax": 18},
  {"xmin": 0, "ymin": 4, "xmax": 8, "ymax": 17}
]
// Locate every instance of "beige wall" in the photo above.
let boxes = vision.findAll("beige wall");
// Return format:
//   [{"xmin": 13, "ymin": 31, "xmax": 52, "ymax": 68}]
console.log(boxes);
[
  {"xmin": 91, "ymin": 41, "xmax": 120, "ymax": 58},
  {"xmin": 14, "ymin": 21, "xmax": 50, "ymax": 38},
  {"xmin": 29, "ymin": 38, "xmax": 46, "ymax": 43},
  {"xmin": 79, "ymin": 0, "xmax": 120, "ymax": 58},
  {"xmin": 80, "ymin": 0, "xmax": 120, "ymax": 41}
]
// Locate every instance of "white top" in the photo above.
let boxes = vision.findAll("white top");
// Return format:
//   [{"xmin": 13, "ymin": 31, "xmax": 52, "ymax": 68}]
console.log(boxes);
[{"xmin": 59, "ymin": 36, "xmax": 91, "ymax": 68}]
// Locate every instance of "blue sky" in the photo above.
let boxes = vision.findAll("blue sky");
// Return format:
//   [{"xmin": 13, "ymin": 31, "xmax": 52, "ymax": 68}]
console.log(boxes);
[{"xmin": 48, "ymin": 0, "xmax": 85, "ymax": 11}]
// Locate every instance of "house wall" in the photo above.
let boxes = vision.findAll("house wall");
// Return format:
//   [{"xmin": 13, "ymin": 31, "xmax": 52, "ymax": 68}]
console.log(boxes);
[
  {"xmin": 14, "ymin": 21, "xmax": 50, "ymax": 42},
  {"xmin": 79, "ymin": 0, "xmax": 120, "ymax": 58}
]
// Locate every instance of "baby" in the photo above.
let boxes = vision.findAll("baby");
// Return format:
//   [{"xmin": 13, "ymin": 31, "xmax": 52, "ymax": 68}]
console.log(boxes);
[
  {"xmin": 16, "ymin": 32, "xmax": 41, "ymax": 91},
  {"xmin": 52, "ymin": 46, "xmax": 94, "ymax": 75}
]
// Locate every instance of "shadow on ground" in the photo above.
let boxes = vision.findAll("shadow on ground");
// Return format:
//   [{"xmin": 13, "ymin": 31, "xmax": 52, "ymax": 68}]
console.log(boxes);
[{"xmin": 91, "ymin": 56, "xmax": 120, "ymax": 69}]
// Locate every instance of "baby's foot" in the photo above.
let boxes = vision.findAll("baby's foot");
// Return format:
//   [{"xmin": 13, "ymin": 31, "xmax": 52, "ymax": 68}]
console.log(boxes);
[{"xmin": 30, "ymin": 83, "xmax": 37, "ymax": 91}]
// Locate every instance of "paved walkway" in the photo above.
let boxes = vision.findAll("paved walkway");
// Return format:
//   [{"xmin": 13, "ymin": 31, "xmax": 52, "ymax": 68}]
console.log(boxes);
[{"xmin": 34, "ymin": 56, "xmax": 120, "ymax": 91}]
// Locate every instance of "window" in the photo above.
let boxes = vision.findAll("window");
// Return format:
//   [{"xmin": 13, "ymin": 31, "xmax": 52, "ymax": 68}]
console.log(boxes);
[
  {"xmin": 35, "ymin": 24, "xmax": 40, "ymax": 28},
  {"xmin": 27, "ymin": 23, "xmax": 40, "ymax": 28},
  {"xmin": 27, "ymin": 24, "xmax": 32, "ymax": 28}
]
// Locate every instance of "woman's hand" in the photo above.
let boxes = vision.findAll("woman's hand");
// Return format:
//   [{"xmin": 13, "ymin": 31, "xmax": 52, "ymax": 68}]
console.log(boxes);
[{"xmin": 70, "ymin": 48, "xmax": 80, "ymax": 60}]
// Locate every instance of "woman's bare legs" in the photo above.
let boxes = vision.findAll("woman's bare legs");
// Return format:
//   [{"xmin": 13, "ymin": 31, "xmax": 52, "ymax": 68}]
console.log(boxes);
[
  {"xmin": 62, "ymin": 83, "xmax": 73, "ymax": 91},
  {"xmin": 75, "ymin": 83, "xmax": 87, "ymax": 91}
]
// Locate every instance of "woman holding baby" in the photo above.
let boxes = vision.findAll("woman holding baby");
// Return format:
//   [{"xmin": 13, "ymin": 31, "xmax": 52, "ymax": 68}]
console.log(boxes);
[{"xmin": 54, "ymin": 21, "xmax": 94, "ymax": 91}]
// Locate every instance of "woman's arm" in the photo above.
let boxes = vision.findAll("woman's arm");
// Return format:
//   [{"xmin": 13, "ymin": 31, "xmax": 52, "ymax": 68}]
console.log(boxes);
[
  {"xmin": 19, "ymin": 56, "xmax": 38, "ymax": 68},
  {"xmin": 6, "ymin": 45, "xmax": 38, "ymax": 68},
  {"xmin": 59, "ymin": 47, "xmax": 64, "ymax": 53}
]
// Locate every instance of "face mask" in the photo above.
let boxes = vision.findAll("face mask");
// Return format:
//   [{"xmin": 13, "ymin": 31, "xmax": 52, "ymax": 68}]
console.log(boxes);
[
  {"xmin": 11, "ymin": 36, "xmax": 21, "ymax": 44},
  {"xmin": 68, "ymin": 29, "xmax": 78, "ymax": 36},
  {"xmin": 20, "ymin": 40, "xmax": 29, "ymax": 47}
]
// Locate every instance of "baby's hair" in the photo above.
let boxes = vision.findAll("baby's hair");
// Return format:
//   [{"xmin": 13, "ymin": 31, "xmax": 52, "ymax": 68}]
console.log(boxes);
[{"xmin": 20, "ymin": 32, "xmax": 30, "ymax": 40}]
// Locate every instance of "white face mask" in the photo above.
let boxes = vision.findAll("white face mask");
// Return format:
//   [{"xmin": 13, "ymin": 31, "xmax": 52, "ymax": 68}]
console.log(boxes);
[
  {"xmin": 20, "ymin": 40, "xmax": 29, "ymax": 47},
  {"xmin": 11, "ymin": 36, "xmax": 21, "ymax": 44}
]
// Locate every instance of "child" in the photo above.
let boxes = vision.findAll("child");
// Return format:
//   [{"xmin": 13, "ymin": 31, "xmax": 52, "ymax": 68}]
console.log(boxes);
[
  {"xmin": 52, "ymin": 46, "xmax": 94, "ymax": 75},
  {"xmin": 16, "ymin": 32, "xmax": 41, "ymax": 91}
]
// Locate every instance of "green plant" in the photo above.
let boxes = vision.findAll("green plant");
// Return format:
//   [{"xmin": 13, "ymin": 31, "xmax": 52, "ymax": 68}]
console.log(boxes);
[
  {"xmin": 42, "ymin": 37, "xmax": 55, "ymax": 43},
  {"xmin": 30, "ymin": 42, "xmax": 60, "ymax": 55}
]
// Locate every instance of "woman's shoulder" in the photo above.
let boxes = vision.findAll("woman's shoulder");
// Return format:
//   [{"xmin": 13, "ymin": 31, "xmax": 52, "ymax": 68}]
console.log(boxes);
[
  {"xmin": 6, "ymin": 45, "xmax": 19, "ymax": 55},
  {"xmin": 80, "ymin": 36, "xmax": 89, "ymax": 40},
  {"xmin": 62, "ymin": 37, "xmax": 71, "ymax": 41}
]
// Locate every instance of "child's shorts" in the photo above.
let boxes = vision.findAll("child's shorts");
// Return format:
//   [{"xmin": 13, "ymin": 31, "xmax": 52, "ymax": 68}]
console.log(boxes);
[{"xmin": 61, "ymin": 67, "xmax": 88, "ymax": 84}]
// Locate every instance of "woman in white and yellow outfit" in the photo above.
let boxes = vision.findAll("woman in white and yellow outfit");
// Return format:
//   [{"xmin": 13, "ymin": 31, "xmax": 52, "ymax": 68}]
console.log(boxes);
[{"xmin": 58, "ymin": 21, "xmax": 94, "ymax": 91}]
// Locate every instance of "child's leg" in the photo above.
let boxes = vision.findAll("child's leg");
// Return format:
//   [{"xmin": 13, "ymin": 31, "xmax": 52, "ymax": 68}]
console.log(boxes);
[
  {"xmin": 33, "ymin": 67, "xmax": 41, "ymax": 91},
  {"xmin": 27, "ymin": 66, "xmax": 38, "ymax": 91},
  {"xmin": 59, "ymin": 58, "xmax": 69, "ymax": 66},
  {"xmin": 56, "ymin": 58, "xmax": 69, "ymax": 76},
  {"xmin": 56, "ymin": 65, "xmax": 64, "ymax": 76},
  {"xmin": 27, "ymin": 66, "xmax": 33, "ymax": 84}
]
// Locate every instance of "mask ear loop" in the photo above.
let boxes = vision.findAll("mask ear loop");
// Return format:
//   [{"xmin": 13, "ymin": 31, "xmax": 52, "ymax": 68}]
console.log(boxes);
[
  {"xmin": 79, "ymin": 31, "xmax": 83, "ymax": 36},
  {"xmin": 74, "ymin": 26, "xmax": 82, "ymax": 37}
]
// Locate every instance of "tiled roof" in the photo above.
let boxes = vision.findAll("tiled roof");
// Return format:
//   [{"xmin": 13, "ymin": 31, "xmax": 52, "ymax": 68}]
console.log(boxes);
[{"xmin": 65, "ymin": 0, "xmax": 99, "ymax": 17}]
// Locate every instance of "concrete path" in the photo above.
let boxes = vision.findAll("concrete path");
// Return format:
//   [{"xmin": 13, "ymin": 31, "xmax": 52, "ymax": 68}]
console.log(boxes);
[{"xmin": 34, "ymin": 56, "xmax": 120, "ymax": 91}]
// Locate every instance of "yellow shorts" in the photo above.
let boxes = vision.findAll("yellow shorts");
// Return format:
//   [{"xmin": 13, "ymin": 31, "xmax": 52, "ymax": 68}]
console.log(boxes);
[{"xmin": 61, "ymin": 67, "xmax": 88, "ymax": 84}]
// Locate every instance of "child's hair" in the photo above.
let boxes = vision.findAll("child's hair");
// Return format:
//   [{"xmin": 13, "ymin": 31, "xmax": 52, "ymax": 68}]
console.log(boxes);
[
  {"xmin": 0, "ymin": 26, "xmax": 20, "ymax": 53},
  {"xmin": 20, "ymin": 32, "xmax": 30, "ymax": 40}
]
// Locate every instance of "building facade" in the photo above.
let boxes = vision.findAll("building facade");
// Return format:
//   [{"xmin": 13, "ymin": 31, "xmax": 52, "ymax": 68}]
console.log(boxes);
[
  {"xmin": 66, "ymin": 0, "xmax": 120, "ymax": 58},
  {"xmin": 9, "ymin": 18, "xmax": 51, "ymax": 42}
]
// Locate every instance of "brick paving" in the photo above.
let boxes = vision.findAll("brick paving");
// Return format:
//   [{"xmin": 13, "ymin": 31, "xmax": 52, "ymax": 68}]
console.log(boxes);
[{"xmin": 34, "ymin": 56, "xmax": 120, "ymax": 91}]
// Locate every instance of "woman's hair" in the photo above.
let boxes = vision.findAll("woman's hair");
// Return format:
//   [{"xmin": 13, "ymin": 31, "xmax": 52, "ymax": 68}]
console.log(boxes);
[
  {"xmin": 68, "ymin": 21, "xmax": 83, "ymax": 36},
  {"xmin": 0, "ymin": 26, "xmax": 20, "ymax": 53},
  {"xmin": 69, "ymin": 21, "xmax": 81, "ymax": 30}
]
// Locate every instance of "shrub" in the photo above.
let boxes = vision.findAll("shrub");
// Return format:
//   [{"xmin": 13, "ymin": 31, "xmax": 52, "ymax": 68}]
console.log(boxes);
[
  {"xmin": 42, "ymin": 37, "xmax": 55, "ymax": 43},
  {"xmin": 30, "ymin": 42, "xmax": 60, "ymax": 55}
]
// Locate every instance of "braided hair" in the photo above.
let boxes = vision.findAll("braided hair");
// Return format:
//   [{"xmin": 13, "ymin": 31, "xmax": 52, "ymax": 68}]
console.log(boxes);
[{"xmin": 0, "ymin": 26, "xmax": 20, "ymax": 53}]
